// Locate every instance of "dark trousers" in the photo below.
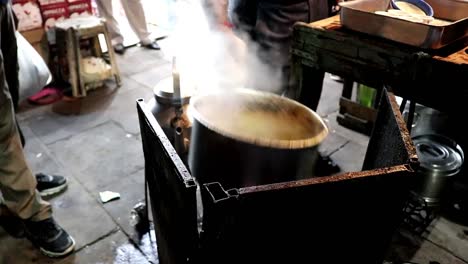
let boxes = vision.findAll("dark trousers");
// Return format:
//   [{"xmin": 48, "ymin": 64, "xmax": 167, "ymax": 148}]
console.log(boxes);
[
  {"xmin": 230, "ymin": 0, "xmax": 328, "ymax": 111},
  {"xmin": 0, "ymin": 3, "xmax": 24, "ymax": 145}
]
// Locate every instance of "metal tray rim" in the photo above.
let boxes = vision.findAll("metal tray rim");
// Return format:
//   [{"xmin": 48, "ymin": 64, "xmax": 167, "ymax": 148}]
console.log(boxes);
[
  {"xmin": 339, "ymin": 0, "xmax": 468, "ymax": 27},
  {"xmin": 339, "ymin": 0, "xmax": 468, "ymax": 49}
]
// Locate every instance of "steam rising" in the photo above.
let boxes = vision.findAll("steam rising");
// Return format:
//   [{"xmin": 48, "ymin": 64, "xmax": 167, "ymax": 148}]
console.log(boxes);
[{"xmin": 163, "ymin": 0, "xmax": 284, "ymax": 95}]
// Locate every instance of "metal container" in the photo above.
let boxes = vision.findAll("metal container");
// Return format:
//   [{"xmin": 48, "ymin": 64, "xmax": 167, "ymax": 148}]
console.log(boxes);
[
  {"xmin": 402, "ymin": 104, "xmax": 450, "ymax": 137},
  {"xmin": 188, "ymin": 88, "xmax": 328, "ymax": 189},
  {"xmin": 412, "ymin": 134, "xmax": 464, "ymax": 206},
  {"xmin": 339, "ymin": 0, "xmax": 468, "ymax": 49},
  {"xmin": 425, "ymin": 0, "xmax": 468, "ymax": 22},
  {"xmin": 148, "ymin": 76, "xmax": 193, "ymax": 156}
]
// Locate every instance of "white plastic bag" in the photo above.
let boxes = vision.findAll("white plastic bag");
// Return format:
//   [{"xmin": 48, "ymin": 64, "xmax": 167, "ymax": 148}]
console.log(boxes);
[{"xmin": 16, "ymin": 31, "xmax": 52, "ymax": 101}]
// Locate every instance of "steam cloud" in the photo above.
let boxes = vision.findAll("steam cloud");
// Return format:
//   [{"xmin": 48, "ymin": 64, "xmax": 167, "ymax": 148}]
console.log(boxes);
[{"xmin": 163, "ymin": 0, "xmax": 284, "ymax": 95}]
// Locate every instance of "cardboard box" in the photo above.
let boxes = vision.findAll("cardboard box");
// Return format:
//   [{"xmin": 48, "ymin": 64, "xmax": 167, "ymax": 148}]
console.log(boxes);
[
  {"xmin": 21, "ymin": 26, "xmax": 44, "ymax": 43},
  {"xmin": 40, "ymin": 2, "xmax": 69, "ymax": 31},
  {"xmin": 68, "ymin": 0, "xmax": 92, "ymax": 18},
  {"xmin": 20, "ymin": 27, "xmax": 49, "ymax": 64},
  {"xmin": 13, "ymin": 0, "xmax": 35, "ymax": 3},
  {"xmin": 12, "ymin": 0, "xmax": 43, "ymax": 31},
  {"xmin": 37, "ymin": 0, "xmax": 66, "ymax": 6},
  {"xmin": 40, "ymin": 2, "xmax": 68, "ymax": 44}
]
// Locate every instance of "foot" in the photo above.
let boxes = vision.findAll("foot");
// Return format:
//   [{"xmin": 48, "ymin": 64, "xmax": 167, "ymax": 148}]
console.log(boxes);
[
  {"xmin": 142, "ymin": 40, "xmax": 161, "ymax": 50},
  {"xmin": 24, "ymin": 217, "xmax": 75, "ymax": 258},
  {"xmin": 113, "ymin": 43, "xmax": 126, "ymax": 55},
  {"xmin": 36, "ymin": 173, "xmax": 68, "ymax": 197},
  {"xmin": 0, "ymin": 215, "xmax": 25, "ymax": 238},
  {"xmin": 314, "ymin": 154, "xmax": 341, "ymax": 176}
]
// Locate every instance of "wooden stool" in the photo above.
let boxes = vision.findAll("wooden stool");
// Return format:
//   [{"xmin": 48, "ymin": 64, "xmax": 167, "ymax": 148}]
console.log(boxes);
[
  {"xmin": 337, "ymin": 79, "xmax": 380, "ymax": 135},
  {"xmin": 55, "ymin": 16, "xmax": 121, "ymax": 97}
]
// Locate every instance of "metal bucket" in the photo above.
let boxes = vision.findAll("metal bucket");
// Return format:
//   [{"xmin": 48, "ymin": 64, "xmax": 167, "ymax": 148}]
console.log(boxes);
[
  {"xmin": 188, "ymin": 88, "xmax": 328, "ymax": 189},
  {"xmin": 412, "ymin": 134, "xmax": 464, "ymax": 206},
  {"xmin": 402, "ymin": 104, "xmax": 450, "ymax": 137}
]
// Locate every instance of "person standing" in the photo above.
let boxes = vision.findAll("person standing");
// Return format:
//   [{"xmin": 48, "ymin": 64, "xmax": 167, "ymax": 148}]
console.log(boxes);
[
  {"xmin": 203, "ymin": 0, "xmax": 340, "ymax": 175},
  {"xmin": 0, "ymin": 0, "xmax": 75, "ymax": 257},
  {"xmin": 96, "ymin": 0, "xmax": 160, "ymax": 54},
  {"xmin": 204, "ymin": 0, "xmax": 329, "ymax": 105}
]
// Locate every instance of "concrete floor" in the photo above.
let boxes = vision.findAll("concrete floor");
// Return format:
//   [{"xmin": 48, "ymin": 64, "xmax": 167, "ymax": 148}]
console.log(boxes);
[{"xmin": 1, "ymin": 2, "xmax": 468, "ymax": 262}]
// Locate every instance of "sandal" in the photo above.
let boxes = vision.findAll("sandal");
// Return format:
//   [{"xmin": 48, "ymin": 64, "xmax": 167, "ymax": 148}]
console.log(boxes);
[{"xmin": 27, "ymin": 87, "xmax": 63, "ymax": 105}]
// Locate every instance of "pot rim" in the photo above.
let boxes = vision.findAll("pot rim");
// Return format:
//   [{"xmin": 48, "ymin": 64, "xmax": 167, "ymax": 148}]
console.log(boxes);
[
  {"xmin": 189, "ymin": 88, "xmax": 329, "ymax": 149},
  {"xmin": 413, "ymin": 134, "xmax": 464, "ymax": 177}
]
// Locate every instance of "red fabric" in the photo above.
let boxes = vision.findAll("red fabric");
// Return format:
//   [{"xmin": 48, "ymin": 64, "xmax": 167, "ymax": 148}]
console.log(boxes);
[
  {"xmin": 27, "ymin": 87, "xmax": 63, "ymax": 105},
  {"xmin": 223, "ymin": 21, "xmax": 233, "ymax": 29}
]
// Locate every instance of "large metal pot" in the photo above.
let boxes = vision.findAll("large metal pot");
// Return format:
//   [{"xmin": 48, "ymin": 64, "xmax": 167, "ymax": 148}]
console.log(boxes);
[
  {"xmin": 412, "ymin": 134, "xmax": 464, "ymax": 206},
  {"xmin": 188, "ymin": 88, "xmax": 329, "ymax": 189}
]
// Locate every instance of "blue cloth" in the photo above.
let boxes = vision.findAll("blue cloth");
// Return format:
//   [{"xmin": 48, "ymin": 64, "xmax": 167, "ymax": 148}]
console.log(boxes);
[{"xmin": 0, "ymin": 0, "xmax": 9, "ymax": 5}]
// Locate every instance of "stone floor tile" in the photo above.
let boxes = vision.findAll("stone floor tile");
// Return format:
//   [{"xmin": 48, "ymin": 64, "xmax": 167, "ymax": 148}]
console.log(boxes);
[
  {"xmin": 116, "ymin": 47, "xmax": 169, "ymax": 77},
  {"xmin": 46, "ymin": 176, "xmax": 118, "ymax": 250},
  {"xmin": 329, "ymin": 140, "xmax": 367, "ymax": 173},
  {"xmin": 57, "ymin": 231, "xmax": 150, "ymax": 264},
  {"xmin": 326, "ymin": 112, "xmax": 371, "ymax": 148},
  {"xmin": 21, "ymin": 109, "xmax": 109, "ymax": 145},
  {"xmin": 21, "ymin": 125, "xmax": 66, "ymax": 177},
  {"xmin": 316, "ymin": 73, "xmax": 342, "ymax": 116},
  {"xmin": 388, "ymin": 229, "xmax": 468, "ymax": 264},
  {"xmin": 99, "ymin": 173, "xmax": 146, "ymax": 238},
  {"xmin": 426, "ymin": 217, "xmax": 468, "ymax": 261},
  {"xmin": 318, "ymin": 130, "xmax": 349, "ymax": 157},
  {"xmin": 128, "ymin": 63, "xmax": 172, "ymax": 90},
  {"xmin": 47, "ymin": 121, "xmax": 144, "ymax": 193}
]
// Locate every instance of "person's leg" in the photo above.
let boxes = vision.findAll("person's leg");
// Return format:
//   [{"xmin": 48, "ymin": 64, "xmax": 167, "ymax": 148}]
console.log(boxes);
[
  {"xmin": 96, "ymin": 0, "xmax": 124, "ymax": 46},
  {"xmin": 2, "ymin": 9, "xmax": 18, "ymax": 111},
  {"xmin": 0, "ymin": 103, "xmax": 51, "ymax": 222},
  {"xmin": 120, "ymin": 0, "xmax": 158, "ymax": 48},
  {"xmin": 1, "ymin": 4, "xmax": 74, "ymax": 257},
  {"xmin": 0, "ymin": 5, "xmax": 51, "ymax": 223},
  {"xmin": 3, "ymin": 4, "xmax": 67, "ymax": 198},
  {"xmin": 0, "ymin": 203, "xmax": 25, "ymax": 237},
  {"xmin": 0, "ymin": 93, "xmax": 75, "ymax": 256},
  {"xmin": 297, "ymin": 67, "xmax": 325, "ymax": 111}
]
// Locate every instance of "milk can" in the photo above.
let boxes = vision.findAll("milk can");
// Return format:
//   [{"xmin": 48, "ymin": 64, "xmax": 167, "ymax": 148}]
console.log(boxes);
[
  {"xmin": 412, "ymin": 134, "xmax": 464, "ymax": 207},
  {"xmin": 147, "ymin": 73, "xmax": 193, "ymax": 158}
]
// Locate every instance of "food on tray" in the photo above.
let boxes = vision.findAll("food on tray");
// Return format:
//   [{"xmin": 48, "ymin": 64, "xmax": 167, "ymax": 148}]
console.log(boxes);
[
  {"xmin": 394, "ymin": 1, "xmax": 426, "ymax": 15},
  {"xmin": 374, "ymin": 9, "xmax": 451, "ymax": 26},
  {"xmin": 82, "ymin": 57, "xmax": 112, "ymax": 83}
]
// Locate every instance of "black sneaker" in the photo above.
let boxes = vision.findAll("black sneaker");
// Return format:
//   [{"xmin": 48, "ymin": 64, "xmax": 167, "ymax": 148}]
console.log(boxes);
[
  {"xmin": 113, "ymin": 43, "xmax": 126, "ymax": 55},
  {"xmin": 36, "ymin": 173, "xmax": 68, "ymax": 197},
  {"xmin": 142, "ymin": 40, "xmax": 161, "ymax": 50},
  {"xmin": 24, "ymin": 217, "xmax": 75, "ymax": 258}
]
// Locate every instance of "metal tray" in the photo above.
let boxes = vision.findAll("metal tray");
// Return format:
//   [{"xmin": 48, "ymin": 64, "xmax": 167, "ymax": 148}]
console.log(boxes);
[{"xmin": 339, "ymin": 0, "xmax": 468, "ymax": 49}]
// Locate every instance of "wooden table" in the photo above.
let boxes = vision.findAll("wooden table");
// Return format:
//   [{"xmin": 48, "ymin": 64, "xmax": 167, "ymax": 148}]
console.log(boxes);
[{"xmin": 291, "ymin": 15, "xmax": 468, "ymax": 133}]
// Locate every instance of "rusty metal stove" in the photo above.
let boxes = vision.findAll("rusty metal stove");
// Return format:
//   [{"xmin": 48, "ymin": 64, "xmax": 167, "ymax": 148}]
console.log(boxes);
[{"xmin": 136, "ymin": 90, "xmax": 418, "ymax": 264}]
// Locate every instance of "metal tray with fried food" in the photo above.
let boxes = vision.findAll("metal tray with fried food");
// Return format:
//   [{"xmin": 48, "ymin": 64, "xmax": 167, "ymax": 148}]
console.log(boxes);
[{"xmin": 339, "ymin": 0, "xmax": 468, "ymax": 49}]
